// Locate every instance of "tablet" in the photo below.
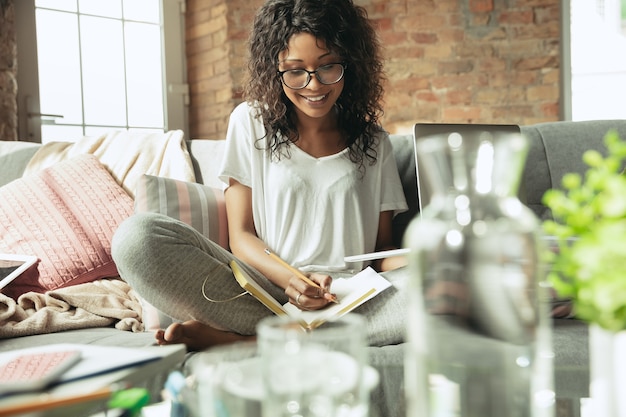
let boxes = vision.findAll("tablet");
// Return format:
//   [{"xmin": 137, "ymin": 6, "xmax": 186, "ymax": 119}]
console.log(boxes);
[{"xmin": 0, "ymin": 253, "xmax": 38, "ymax": 290}]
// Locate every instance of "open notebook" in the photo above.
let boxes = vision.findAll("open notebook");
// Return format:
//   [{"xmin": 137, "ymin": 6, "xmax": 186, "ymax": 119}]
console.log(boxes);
[
  {"xmin": 413, "ymin": 123, "xmax": 522, "ymax": 213},
  {"xmin": 230, "ymin": 260, "xmax": 391, "ymax": 330}
]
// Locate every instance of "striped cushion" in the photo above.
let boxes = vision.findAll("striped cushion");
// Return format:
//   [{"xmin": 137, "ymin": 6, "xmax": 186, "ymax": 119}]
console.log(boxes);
[
  {"xmin": 133, "ymin": 175, "xmax": 229, "ymax": 330},
  {"xmin": 134, "ymin": 175, "xmax": 229, "ymax": 249},
  {"xmin": 0, "ymin": 154, "xmax": 134, "ymax": 299}
]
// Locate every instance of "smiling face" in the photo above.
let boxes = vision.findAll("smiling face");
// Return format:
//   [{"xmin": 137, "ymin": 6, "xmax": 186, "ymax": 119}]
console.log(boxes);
[{"xmin": 278, "ymin": 33, "xmax": 344, "ymax": 123}]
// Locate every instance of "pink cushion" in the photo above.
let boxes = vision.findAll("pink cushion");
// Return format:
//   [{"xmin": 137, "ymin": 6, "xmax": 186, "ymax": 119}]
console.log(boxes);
[
  {"xmin": 134, "ymin": 175, "xmax": 229, "ymax": 249},
  {"xmin": 0, "ymin": 154, "xmax": 134, "ymax": 299}
]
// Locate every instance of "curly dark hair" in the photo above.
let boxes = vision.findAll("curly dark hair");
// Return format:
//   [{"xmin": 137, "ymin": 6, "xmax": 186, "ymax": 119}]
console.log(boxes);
[{"xmin": 243, "ymin": 0, "xmax": 385, "ymax": 166}]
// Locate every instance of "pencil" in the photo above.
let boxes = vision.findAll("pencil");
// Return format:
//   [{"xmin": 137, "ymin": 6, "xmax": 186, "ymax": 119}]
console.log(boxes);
[
  {"xmin": 264, "ymin": 248, "xmax": 339, "ymax": 303},
  {"xmin": 0, "ymin": 383, "xmax": 127, "ymax": 417}
]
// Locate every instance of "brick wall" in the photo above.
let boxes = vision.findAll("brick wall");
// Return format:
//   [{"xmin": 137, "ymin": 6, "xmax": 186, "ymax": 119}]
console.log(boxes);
[
  {"xmin": 185, "ymin": 0, "xmax": 260, "ymax": 139},
  {"xmin": 0, "ymin": 0, "xmax": 17, "ymax": 141},
  {"xmin": 186, "ymin": 0, "xmax": 561, "ymax": 139},
  {"xmin": 0, "ymin": 0, "xmax": 561, "ymax": 141}
]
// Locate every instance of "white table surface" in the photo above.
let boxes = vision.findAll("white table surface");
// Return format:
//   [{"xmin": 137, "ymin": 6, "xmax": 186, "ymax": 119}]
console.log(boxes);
[{"xmin": 0, "ymin": 344, "xmax": 186, "ymax": 417}]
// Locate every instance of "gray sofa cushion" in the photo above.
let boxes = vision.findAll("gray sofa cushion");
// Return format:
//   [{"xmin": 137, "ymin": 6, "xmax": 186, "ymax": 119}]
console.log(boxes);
[
  {"xmin": 0, "ymin": 141, "xmax": 40, "ymax": 187},
  {"xmin": 521, "ymin": 120, "xmax": 626, "ymax": 220}
]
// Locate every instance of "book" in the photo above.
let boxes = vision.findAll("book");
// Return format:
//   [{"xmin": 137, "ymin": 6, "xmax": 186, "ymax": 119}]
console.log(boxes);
[
  {"xmin": 0, "ymin": 350, "xmax": 82, "ymax": 394},
  {"xmin": 0, "ymin": 344, "xmax": 185, "ymax": 416},
  {"xmin": 230, "ymin": 260, "xmax": 392, "ymax": 329},
  {"xmin": 0, "ymin": 344, "xmax": 163, "ymax": 389}
]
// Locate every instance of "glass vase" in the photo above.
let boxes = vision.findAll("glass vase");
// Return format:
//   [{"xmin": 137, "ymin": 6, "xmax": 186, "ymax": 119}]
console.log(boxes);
[{"xmin": 404, "ymin": 129, "xmax": 555, "ymax": 417}]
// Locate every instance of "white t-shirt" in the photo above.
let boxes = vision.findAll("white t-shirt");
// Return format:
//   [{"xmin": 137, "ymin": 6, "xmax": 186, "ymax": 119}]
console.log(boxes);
[{"xmin": 219, "ymin": 102, "xmax": 408, "ymax": 273}]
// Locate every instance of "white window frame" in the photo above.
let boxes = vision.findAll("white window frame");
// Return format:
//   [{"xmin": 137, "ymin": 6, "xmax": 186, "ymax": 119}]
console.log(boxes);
[
  {"xmin": 561, "ymin": 0, "xmax": 573, "ymax": 121},
  {"xmin": 561, "ymin": 0, "xmax": 626, "ymax": 121},
  {"xmin": 15, "ymin": 0, "xmax": 188, "ymax": 143}
]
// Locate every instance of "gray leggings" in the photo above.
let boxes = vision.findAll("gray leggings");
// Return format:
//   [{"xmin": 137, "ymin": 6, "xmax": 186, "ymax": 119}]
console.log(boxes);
[{"xmin": 111, "ymin": 212, "xmax": 407, "ymax": 346}]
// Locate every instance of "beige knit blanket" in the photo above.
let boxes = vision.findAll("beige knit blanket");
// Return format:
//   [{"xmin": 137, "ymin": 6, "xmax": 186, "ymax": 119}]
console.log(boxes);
[
  {"xmin": 24, "ymin": 129, "xmax": 196, "ymax": 198},
  {"xmin": 0, "ymin": 278, "xmax": 143, "ymax": 338}
]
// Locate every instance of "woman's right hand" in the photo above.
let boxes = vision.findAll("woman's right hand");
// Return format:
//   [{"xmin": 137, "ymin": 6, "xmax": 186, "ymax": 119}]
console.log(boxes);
[{"xmin": 285, "ymin": 272, "xmax": 334, "ymax": 311}]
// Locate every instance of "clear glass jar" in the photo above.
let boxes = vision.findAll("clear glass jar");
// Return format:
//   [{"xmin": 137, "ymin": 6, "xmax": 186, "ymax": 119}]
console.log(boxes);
[{"xmin": 404, "ymin": 130, "xmax": 555, "ymax": 417}]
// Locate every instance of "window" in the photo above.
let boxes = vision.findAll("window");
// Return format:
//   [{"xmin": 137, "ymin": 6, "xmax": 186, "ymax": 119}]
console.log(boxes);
[
  {"xmin": 15, "ymin": 0, "xmax": 188, "ymax": 143},
  {"xmin": 563, "ymin": 0, "xmax": 626, "ymax": 120}
]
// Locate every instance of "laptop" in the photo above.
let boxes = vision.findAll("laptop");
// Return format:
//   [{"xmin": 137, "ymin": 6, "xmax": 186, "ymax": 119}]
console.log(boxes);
[{"xmin": 412, "ymin": 123, "xmax": 522, "ymax": 213}]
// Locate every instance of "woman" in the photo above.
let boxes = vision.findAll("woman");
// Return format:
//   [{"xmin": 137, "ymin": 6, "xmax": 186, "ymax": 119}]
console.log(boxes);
[{"xmin": 112, "ymin": 0, "xmax": 408, "ymax": 351}]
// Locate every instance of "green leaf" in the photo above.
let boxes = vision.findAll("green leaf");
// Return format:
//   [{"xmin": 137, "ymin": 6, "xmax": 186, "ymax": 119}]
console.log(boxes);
[
  {"xmin": 583, "ymin": 150, "xmax": 603, "ymax": 168},
  {"xmin": 562, "ymin": 173, "xmax": 581, "ymax": 189}
]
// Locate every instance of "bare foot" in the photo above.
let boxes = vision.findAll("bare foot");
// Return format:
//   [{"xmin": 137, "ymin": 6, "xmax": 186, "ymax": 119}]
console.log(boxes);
[{"xmin": 154, "ymin": 320, "xmax": 254, "ymax": 351}]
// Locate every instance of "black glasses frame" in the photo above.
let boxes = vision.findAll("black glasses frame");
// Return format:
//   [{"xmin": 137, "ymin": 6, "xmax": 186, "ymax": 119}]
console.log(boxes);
[{"xmin": 277, "ymin": 63, "xmax": 346, "ymax": 90}]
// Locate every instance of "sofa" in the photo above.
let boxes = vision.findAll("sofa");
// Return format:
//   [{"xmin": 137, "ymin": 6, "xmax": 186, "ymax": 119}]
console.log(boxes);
[{"xmin": 1, "ymin": 119, "xmax": 626, "ymax": 417}]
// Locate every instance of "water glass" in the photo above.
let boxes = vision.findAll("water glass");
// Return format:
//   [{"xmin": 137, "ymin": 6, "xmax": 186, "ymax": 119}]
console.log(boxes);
[
  {"xmin": 187, "ymin": 341, "xmax": 262, "ymax": 417},
  {"xmin": 256, "ymin": 314, "xmax": 370, "ymax": 417}
]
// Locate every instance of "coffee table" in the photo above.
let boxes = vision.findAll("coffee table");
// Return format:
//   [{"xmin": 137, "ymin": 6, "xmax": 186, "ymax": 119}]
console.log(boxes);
[{"xmin": 0, "ymin": 344, "xmax": 186, "ymax": 417}]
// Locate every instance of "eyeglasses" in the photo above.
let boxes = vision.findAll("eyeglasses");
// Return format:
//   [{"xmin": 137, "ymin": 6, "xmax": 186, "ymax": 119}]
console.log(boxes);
[{"xmin": 277, "ymin": 63, "xmax": 346, "ymax": 90}]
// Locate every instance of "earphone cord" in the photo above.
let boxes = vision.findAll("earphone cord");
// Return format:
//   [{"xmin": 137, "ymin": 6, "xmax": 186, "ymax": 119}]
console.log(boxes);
[{"xmin": 201, "ymin": 272, "xmax": 247, "ymax": 303}]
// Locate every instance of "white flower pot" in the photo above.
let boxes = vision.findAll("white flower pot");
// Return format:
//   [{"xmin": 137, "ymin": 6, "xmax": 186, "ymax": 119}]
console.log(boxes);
[{"xmin": 589, "ymin": 324, "xmax": 626, "ymax": 417}]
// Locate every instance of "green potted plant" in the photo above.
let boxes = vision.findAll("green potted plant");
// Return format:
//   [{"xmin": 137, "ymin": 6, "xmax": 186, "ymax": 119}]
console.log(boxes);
[{"xmin": 542, "ymin": 129, "xmax": 626, "ymax": 417}]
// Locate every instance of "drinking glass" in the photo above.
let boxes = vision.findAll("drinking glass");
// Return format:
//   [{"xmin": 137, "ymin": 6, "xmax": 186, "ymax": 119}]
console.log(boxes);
[
  {"xmin": 257, "ymin": 314, "xmax": 370, "ymax": 417},
  {"xmin": 187, "ymin": 341, "xmax": 262, "ymax": 417}
]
